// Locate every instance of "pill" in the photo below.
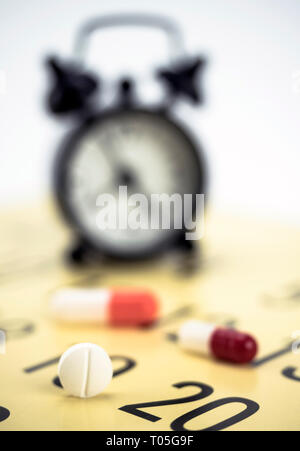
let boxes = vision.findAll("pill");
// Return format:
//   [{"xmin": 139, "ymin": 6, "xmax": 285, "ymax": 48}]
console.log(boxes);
[
  {"xmin": 178, "ymin": 320, "xmax": 258, "ymax": 364},
  {"xmin": 58, "ymin": 343, "xmax": 113, "ymax": 398},
  {"xmin": 51, "ymin": 288, "xmax": 159, "ymax": 326}
]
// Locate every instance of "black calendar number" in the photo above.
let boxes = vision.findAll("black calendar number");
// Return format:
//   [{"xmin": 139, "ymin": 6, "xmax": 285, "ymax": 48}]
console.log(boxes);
[
  {"xmin": 119, "ymin": 381, "xmax": 259, "ymax": 431},
  {"xmin": 53, "ymin": 355, "xmax": 136, "ymax": 388},
  {"xmin": 120, "ymin": 382, "xmax": 213, "ymax": 422},
  {"xmin": 52, "ymin": 376, "xmax": 62, "ymax": 388},
  {"xmin": 111, "ymin": 355, "xmax": 136, "ymax": 377},
  {"xmin": 0, "ymin": 406, "xmax": 10, "ymax": 423},
  {"xmin": 171, "ymin": 396, "xmax": 259, "ymax": 431},
  {"xmin": 252, "ymin": 342, "xmax": 292, "ymax": 367},
  {"xmin": 282, "ymin": 366, "xmax": 300, "ymax": 382}
]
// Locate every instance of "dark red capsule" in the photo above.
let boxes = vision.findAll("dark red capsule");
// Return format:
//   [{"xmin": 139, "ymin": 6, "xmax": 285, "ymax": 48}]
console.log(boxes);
[{"xmin": 210, "ymin": 328, "xmax": 258, "ymax": 364}]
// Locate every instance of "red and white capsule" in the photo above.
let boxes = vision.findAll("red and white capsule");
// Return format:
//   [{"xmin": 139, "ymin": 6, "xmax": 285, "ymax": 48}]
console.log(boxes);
[
  {"xmin": 51, "ymin": 288, "xmax": 159, "ymax": 327},
  {"xmin": 178, "ymin": 320, "xmax": 258, "ymax": 364}
]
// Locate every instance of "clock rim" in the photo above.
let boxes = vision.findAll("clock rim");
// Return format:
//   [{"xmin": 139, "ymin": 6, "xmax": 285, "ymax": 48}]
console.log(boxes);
[{"xmin": 53, "ymin": 107, "xmax": 207, "ymax": 260}]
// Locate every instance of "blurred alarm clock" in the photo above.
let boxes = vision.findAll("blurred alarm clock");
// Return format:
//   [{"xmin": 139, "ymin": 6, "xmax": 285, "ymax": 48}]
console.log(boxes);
[{"xmin": 46, "ymin": 14, "xmax": 207, "ymax": 264}]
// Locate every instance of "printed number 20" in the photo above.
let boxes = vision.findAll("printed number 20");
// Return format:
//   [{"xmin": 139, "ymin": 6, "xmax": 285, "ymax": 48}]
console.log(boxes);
[{"xmin": 119, "ymin": 381, "xmax": 259, "ymax": 431}]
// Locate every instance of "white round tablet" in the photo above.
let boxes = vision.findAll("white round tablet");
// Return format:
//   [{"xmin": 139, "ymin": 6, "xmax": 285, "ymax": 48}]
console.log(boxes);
[{"xmin": 58, "ymin": 343, "xmax": 113, "ymax": 398}]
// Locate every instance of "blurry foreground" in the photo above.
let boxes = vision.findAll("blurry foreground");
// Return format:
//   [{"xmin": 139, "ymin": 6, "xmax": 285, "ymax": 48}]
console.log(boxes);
[{"xmin": 0, "ymin": 201, "xmax": 299, "ymax": 429}]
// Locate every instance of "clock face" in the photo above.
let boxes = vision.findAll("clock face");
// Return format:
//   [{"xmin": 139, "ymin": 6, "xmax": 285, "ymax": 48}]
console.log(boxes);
[{"xmin": 55, "ymin": 110, "xmax": 205, "ymax": 258}]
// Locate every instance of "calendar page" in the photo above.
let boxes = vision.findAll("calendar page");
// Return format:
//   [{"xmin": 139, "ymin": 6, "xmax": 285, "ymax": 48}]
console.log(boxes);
[{"xmin": 0, "ymin": 202, "xmax": 299, "ymax": 431}]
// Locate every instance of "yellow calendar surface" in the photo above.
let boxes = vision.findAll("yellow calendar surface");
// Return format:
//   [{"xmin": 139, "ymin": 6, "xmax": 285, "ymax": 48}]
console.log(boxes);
[{"xmin": 0, "ymin": 203, "xmax": 300, "ymax": 431}]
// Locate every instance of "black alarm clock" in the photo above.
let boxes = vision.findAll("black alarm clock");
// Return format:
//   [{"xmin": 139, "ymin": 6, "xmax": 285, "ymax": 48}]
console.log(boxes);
[{"xmin": 46, "ymin": 14, "xmax": 207, "ymax": 264}]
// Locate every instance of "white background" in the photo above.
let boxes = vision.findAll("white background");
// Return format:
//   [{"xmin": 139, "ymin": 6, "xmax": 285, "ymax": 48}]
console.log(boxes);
[{"xmin": 0, "ymin": 0, "xmax": 300, "ymax": 223}]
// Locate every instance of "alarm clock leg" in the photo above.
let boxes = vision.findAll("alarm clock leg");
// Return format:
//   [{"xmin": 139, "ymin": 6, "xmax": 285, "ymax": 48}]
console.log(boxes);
[
  {"xmin": 175, "ymin": 232, "xmax": 196, "ymax": 253},
  {"xmin": 173, "ymin": 232, "xmax": 201, "ymax": 274},
  {"xmin": 65, "ymin": 238, "xmax": 101, "ymax": 266}
]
